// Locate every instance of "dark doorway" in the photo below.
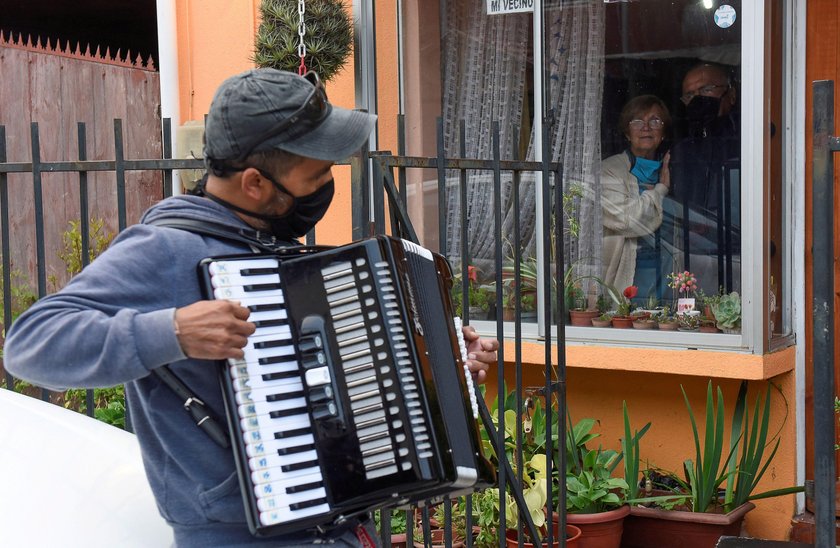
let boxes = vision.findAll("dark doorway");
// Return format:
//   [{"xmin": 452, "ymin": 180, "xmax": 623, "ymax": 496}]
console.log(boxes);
[{"xmin": 0, "ymin": 0, "xmax": 158, "ymax": 64}]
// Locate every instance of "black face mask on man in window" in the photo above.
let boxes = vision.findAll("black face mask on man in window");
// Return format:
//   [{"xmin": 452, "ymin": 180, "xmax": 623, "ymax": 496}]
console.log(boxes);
[{"xmin": 685, "ymin": 96, "xmax": 722, "ymax": 138}]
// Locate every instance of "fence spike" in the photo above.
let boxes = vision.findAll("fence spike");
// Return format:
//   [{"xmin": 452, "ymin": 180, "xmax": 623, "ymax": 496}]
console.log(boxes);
[
  {"xmin": 27, "ymin": 34, "xmax": 35, "ymax": 48},
  {"xmin": 146, "ymin": 55, "xmax": 156, "ymax": 71},
  {"xmin": 104, "ymin": 46, "xmax": 111, "ymax": 61},
  {"xmin": 114, "ymin": 48, "xmax": 122, "ymax": 63},
  {"xmin": 84, "ymin": 43, "xmax": 92, "ymax": 58},
  {"xmin": 134, "ymin": 53, "xmax": 143, "ymax": 67},
  {"xmin": 93, "ymin": 45, "xmax": 101, "ymax": 59},
  {"xmin": 74, "ymin": 41, "xmax": 81, "ymax": 56},
  {"xmin": 0, "ymin": 29, "xmax": 5, "ymax": 44}
]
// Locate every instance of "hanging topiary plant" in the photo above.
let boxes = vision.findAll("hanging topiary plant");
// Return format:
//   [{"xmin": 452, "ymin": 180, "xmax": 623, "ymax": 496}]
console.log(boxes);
[{"xmin": 253, "ymin": 0, "xmax": 353, "ymax": 83}]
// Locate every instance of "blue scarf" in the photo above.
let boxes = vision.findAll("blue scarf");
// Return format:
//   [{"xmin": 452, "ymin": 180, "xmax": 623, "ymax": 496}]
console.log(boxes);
[{"xmin": 626, "ymin": 150, "xmax": 662, "ymax": 186}]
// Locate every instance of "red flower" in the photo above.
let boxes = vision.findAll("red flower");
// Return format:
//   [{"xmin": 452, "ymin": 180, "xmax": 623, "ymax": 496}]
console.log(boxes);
[
  {"xmin": 467, "ymin": 265, "xmax": 478, "ymax": 283},
  {"xmin": 623, "ymin": 285, "xmax": 638, "ymax": 299}
]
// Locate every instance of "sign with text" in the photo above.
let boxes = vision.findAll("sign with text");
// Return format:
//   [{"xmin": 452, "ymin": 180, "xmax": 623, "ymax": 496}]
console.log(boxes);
[
  {"xmin": 486, "ymin": 0, "xmax": 534, "ymax": 15},
  {"xmin": 677, "ymin": 298, "xmax": 696, "ymax": 314}
]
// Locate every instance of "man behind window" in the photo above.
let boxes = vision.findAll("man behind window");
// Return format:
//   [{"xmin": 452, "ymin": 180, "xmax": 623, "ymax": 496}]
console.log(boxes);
[{"xmin": 666, "ymin": 62, "xmax": 740, "ymax": 298}]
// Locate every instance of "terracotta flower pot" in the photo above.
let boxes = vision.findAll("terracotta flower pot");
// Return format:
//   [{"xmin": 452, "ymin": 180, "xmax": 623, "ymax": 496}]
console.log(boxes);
[
  {"xmin": 657, "ymin": 320, "xmax": 678, "ymax": 331},
  {"xmin": 390, "ymin": 533, "xmax": 408, "ymax": 548},
  {"xmin": 611, "ymin": 316, "xmax": 634, "ymax": 329},
  {"xmin": 570, "ymin": 309, "xmax": 600, "ymax": 327},
  {"xmin": 632, "ymin": 319, "xmax": 656, "ymax": 330},
  {"xmin": 413, "ymin": 528, "xmax": 464, "ymax": 548},
  {"xmin": 621, "ymin": 500, "xmax": 755, "ymax": 548},
  {"xmin": 504, "ymin": 524, "xmax": 583, "ymax": 547},
  {"xmin": 591, "ymin": 318, "xmax": 612, "ymax": 328},
  {"xmin": 565, "ymin": 505, "xmax": 630, "ymax": 548}
]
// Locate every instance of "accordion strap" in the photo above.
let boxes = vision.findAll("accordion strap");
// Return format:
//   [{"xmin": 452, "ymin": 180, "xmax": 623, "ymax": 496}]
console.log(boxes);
[
  {"xmin": 153, "ymin": 365, "xmax": 231, "ymax": 448},
  {"xmin": 146, "ymin": 216, "xmax": 297, "ymax": 253}
]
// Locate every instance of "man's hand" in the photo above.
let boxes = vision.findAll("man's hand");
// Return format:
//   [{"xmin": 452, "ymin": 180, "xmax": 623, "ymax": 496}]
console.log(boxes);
[
  {"xmin": 174, "ymin": 300, "xmax": 255, "ymax": 360},
  {"xmin": 461, "ymin": 325, "xmax": 499, "ymax": 385}
]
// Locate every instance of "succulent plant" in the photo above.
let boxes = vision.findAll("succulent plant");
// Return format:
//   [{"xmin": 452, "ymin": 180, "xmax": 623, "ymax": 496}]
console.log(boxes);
[
  {"xmin": 253, "ymin": 0, "xmax": 353, "ymax": 82},
  {"xmin": 711, "ymin": 291, "xmax": 741, "ymax": 331}
]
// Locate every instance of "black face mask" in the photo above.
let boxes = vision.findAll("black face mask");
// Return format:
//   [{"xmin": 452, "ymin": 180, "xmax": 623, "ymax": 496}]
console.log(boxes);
[
  {"xmin": 266, "ymin": 179, "xmax": 335, "ymax": 240},
  {"xmin": 198, "ymin": 174, "xmax": 335, "ymax": 241},
  {"xmin": 685, "ymin": 96, "xmax": 721, "ymax": 136}
]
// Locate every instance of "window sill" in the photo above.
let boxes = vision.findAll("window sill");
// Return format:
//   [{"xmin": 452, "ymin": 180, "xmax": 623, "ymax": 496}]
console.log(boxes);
[{"xmin": 496, "ymin": 333, "xmax": 795, "ymax": 381}]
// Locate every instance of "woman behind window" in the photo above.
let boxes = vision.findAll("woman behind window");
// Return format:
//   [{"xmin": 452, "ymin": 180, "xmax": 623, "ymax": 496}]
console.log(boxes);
[{"xmin": 601, "ymin": 95, "xmax": 672, "ymax": 302}]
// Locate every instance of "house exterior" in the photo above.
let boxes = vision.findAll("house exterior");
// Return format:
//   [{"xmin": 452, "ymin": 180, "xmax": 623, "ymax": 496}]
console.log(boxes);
[
  {"xmin": 2, "ymin": 0, "xmax": 837, "ymax": 542},
  {"xmin": 162, "ymin": 1, "xmax": 833, "ymax": 541}
]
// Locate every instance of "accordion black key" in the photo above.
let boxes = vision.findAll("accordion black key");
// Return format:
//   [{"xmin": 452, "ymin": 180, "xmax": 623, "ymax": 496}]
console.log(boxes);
[{"xmin": 199, "ymin": 235, "xmax": 495, "ymax": 537}]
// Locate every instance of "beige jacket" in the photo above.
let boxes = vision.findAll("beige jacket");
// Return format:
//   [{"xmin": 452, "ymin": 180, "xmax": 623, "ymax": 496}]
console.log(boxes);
[{"xmin": 601, "ymin": 152, "xmax": 669, "ymax": 292}]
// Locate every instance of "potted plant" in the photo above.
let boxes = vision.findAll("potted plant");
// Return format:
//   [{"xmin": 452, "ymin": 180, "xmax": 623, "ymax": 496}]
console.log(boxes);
[
  {"xmin": 451, "ymin": 265, "xmax": 494, "ymax": 321},
  {"xmin": 591, "ymin": 312, "xmax": 613, "ymax": 328},
  {"xmin": 622, "ymin": 381, "xmax": 804, "ymax": 548},
  {"xmin": 563, "ymin": 263, "xmax": 600, "ymax": 327},
  {"xmin": 375, "ymin": 508, "xmax": 409, "ymax": 547},
  {"xmin": 711, "ymin": 292, "xmax": 741, "ymax": 334},
  {"xmin": 698, "ymin": 317, "xmax": 719, "ymax": 333},
  {"xmin": 607, "ymin": 285, "xmax": 637, "ymax": 328},
  {"xmin": 655, "ymin": 306, "xmax": 678, "ymax": 331},
  {"xmin": 561, "ymin": 405, "xmax": 648, "ymax": 548},
  {"xmin": 677, "ymin": 311, "xmax": 701, "ymax": 331}
]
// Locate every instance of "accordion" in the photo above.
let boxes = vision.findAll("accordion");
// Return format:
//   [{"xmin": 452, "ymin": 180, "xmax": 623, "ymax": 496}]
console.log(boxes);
[{"xmin": 199, "ymin": 236, "xmax": 496, "ymax": 537}]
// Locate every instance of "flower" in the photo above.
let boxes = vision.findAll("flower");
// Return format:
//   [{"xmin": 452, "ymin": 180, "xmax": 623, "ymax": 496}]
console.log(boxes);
[
  {"xmin": 668, "ymin": 271, "xmax": 698, "ymax": 294},
  {"xmin": 467, "ymin": 265, "xmax": 478, "ymax": 283},
  {"xmin": 616, "ymin": 285, "xmax": 637, "ymax": 317}
]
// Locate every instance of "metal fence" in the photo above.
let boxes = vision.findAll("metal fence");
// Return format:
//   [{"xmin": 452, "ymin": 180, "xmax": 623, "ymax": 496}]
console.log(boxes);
[{"xmin": 0, "ymin": 116, "xmax": 570, "ymax": 546}]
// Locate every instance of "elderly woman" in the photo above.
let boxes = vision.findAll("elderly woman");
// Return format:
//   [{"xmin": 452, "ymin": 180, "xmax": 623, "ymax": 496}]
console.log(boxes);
[{"xmin": 601, "ymin": 95, "xmax": 672, "ymax": 302}]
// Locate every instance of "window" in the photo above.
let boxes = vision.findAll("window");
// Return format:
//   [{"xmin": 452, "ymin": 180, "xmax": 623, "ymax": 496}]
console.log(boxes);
[{"xmin": 398, "ymin": 0, "xmax": 792, "ymax": 353}]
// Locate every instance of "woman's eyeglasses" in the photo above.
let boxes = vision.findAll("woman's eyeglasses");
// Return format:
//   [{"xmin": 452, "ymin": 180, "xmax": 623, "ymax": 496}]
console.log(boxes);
[
  {"xmin": 237, "ymin": 71, "xmax": 329, "ymax": 159},
  {"xmin": 628, "ymin": 117, "xmax": 664, "ymax": 130},
  {"xmin": 680, "ymin": 84, "xmax": 730, "ymax": 105}
]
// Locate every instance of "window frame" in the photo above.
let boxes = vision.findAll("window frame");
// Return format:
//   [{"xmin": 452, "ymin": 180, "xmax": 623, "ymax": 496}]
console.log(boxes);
[{"xmin": 389, "ymin": 0, "xmax": 798, "ymax": 355}]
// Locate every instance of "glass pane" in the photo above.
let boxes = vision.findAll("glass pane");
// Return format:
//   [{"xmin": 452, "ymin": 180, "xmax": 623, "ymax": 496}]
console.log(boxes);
[
  {"xmin": 601, "ymin": 0, "xmax": 742, "ymax": 330},
  {"xmin": 400, "ymin": 0, "xmax": 747, "ymax": 336},
  {"xmin": 765, "ymin": 0, "xmax": 789, "ymax": 341}
]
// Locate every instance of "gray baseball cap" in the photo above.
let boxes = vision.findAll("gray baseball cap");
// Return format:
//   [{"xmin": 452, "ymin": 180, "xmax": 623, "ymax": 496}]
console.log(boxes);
[{"xmin": 203, "ymin": 68, "xmax": 377, "ymax": 163}]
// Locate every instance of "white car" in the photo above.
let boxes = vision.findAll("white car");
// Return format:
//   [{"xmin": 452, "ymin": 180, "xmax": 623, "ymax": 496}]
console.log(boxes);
[{"xmin": 0, "ymin": 388, "xmax": 174, "ymax": 547}]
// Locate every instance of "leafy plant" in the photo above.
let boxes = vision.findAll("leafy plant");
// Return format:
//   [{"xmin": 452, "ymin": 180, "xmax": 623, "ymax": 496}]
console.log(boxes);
[
  {"xmin": 637, "ymin": 381, "xmax": 803, "ymax": 513},
  {"xmin": 711, "ymin": 292, "xmax": 741, "ymax": 331},
  {"xmin": 63, "ymin": 386, "xmax": 126, "ymax": 429},
  {"xmin": 616, "ymin": 286, "xmax": 637, "ymax": 317},
  {"xmin": 57, "ymin": 218, "xmax": 115, "ymax": 278},
  {"xmin": 373, "ymin": 508, "xmax": 408, "ymax": 535},
  {"xmin": 566, "ymin": 449, "xmax": 628, "ymax": 513},
  {"xmin": 253, "ymin": 0, "xmax": 353, "ymax": 82},
  {"xmin": 451, "ymin": 265, "xmax": 494, "ymax": 315}
]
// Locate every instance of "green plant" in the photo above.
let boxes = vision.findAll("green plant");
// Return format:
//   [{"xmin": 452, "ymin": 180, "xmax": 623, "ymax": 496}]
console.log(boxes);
[
  {"xmin": 374, "ymin": 508, "xmax": 409, "ymax": 535},
  {"xmin": 597, "ymin": 312, "xmax": 612, "ymax": 322},
  {"xmin": 711, "ymin": 291, "xmax": 741, "ymax": 331},
  {"xmin": 677, "ymin": 312, "xmax": 700, "ymax": 331},
  {"xmin": 253, "ymin": 0, "xmax": 353, "ymax": 82},
  {"xmin": 620, "ymin": 401, "xmax": 651, "ymax": 502},
  {"xmin": 0, "ymin": 261, "xmax": 37, "ymax": 326},
  {"xmin": 63, "ymin": 385, "xmax": 127, "ymax": 429},
  {"xmin": 566, "ymin": 449, "xmax": 628, "ymax": 513},
  {"xmin": 57, "ymin": 218, "xmax": 115, "ymax": 278},
  {"xmin": 639, "ymin": 381, "xmax": 803, "ymax": 513},
  {"xmin": 564, "ymin": 407, "xmax": 647, "ymax": 514},
  {"xmin": 451, "ymin": 265, "xmax": 494, "ymax": 315}
]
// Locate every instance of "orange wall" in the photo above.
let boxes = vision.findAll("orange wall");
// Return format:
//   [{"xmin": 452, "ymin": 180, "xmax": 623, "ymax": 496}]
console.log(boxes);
[
  {"xmin": 174, "ymin": 0, "xmax": 800, "ymax": 541},
  {"xmin": 480, "ymin": 355, "xmax": 798, "ymax": 541},
  {"xmin": 173, "ymin": 0, "xmax": 359, "ymax": 246}
]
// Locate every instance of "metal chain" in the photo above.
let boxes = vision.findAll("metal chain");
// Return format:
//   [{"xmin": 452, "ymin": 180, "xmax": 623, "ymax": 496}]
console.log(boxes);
[{"xmin": 297, "ymin": 0, "xmax": 307, "ymax": 75}]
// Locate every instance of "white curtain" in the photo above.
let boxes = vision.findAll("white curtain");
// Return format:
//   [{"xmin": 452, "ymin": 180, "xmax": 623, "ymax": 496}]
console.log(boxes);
[{"xmin": 441, "ymin": 0, "xmax": 604, "ymax": 283}]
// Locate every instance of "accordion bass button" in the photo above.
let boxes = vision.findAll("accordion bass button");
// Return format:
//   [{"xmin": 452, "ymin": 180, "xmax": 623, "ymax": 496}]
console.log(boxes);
[
  {"xmin": 298, "ymin": 334, "xmax": 323, "ymax": 353},
  {"xmin": 312, "ymin": 402, "xmax": 338, "ymax": 421},
  {"xmin": 309, "ymin": 386, "xmax": 333, "ymax": 403}
]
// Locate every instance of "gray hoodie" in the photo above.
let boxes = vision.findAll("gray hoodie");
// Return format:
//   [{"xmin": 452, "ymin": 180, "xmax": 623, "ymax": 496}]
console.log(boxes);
[{"xmin": 4, "ymin": 195, "xmax": 376, "ymax": 547}]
